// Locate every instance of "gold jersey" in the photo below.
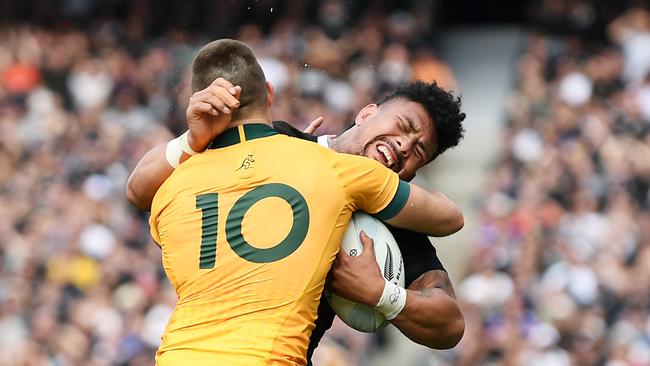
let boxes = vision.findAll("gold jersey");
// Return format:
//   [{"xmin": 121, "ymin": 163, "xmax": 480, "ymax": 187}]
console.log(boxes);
[{"xmin": 150, "ymin": 124, "xmax": 409, "ymax": 365}]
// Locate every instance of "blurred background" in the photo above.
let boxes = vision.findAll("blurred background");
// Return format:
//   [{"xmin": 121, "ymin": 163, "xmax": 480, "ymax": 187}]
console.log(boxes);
[{"xmin": 1, "ymin": 0, "xmax": 650, "ymax": 365}]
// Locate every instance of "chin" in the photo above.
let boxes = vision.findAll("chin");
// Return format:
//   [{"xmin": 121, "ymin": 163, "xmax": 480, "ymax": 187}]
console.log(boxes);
[{"xmin": 401, "ymin": 174, "xmax": 415, "ymax": 182}]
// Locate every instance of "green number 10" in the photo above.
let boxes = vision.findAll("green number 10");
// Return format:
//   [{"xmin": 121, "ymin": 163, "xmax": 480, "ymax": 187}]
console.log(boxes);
[{"xmin": 195, "ymin": 183, "xmax": 310, "ymax": 269}]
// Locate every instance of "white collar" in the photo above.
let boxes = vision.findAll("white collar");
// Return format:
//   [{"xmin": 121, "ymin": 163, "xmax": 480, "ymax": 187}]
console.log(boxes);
[{"xmin": 317, "ymin": 135, "xmax": 332, "ymax": 148}]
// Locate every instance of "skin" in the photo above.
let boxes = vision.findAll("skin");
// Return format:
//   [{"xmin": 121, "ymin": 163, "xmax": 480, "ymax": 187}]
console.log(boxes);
[
  {"xmin": 331, "ymin": 100, "xmax": 436, "ymax": 181},
  {"xmin": 127, "ymin": 78, "xmax": 465, "ymax": 349},
  {"xmin": 331, "ymin": 232, "xmax": 463, "ymax": 349}
]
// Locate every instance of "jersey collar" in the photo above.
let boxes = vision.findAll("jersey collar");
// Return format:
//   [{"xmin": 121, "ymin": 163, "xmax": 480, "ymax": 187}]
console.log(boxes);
[
  {"xmin": 209, "ymin": 123, "xmax": 279, "ymax": 149},
  {"xmin": 317, "ymin": 135, "xmax": 333, "ymax": 148}
]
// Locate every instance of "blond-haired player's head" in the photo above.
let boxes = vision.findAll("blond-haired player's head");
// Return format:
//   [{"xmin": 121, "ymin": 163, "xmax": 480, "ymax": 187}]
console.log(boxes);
[{"xmin": 191, "ymin": 39, "xmax": 274, "ymax": 122}]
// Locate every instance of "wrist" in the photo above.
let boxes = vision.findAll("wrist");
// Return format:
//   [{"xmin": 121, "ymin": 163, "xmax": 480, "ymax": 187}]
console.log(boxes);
[
  {"xmin": 375, "ymin": 279, "xmax": 407, "ymax": 320},
  {"xmin": 366, "ymin": 278, "xmax": 385, "ymax": 306},
  {"xmin": 187, "ymin": 130, "xmax": 210, "ymax": 152},
  {"xmin": 166, "ymin": 131, "xmax": 201, "ymax": 168}
]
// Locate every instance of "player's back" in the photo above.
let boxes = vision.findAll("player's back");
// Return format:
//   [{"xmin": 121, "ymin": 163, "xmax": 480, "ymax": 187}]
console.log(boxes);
[{"xmin": 150, "ymin": 124, "xmax": 406, "ymax": 366}]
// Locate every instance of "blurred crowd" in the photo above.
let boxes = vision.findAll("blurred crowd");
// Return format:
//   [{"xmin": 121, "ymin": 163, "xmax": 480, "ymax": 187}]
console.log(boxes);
[
  {"xmin": 418, "ymin": 2, "xmax": 650, "ymax": 366},
  {"xmin": 4, "ymin": 0, "xmax": 650, "ymax": 365},
  {"xmin": 0, "ymin": 0, "xmax": 455, "ymax": 365}
]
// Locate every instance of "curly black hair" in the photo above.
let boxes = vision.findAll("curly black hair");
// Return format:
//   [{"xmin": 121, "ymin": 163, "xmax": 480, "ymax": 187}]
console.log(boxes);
[{"xmin": 378, "ymin": 81, "xmax": 466, "ymax": 161}]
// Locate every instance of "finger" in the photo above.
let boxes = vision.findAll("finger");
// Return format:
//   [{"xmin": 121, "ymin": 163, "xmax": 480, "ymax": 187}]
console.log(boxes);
[
  {"xmin": 197, "ymin": 87, "xmax": 240, "ymax": 111},
  {"xmin": 233, "ymin": 85, "xmax": 242, "ymax": 99},
  {"xmin": 194, "ymin": 85, "xmax": 240, "ymax": 106},
  {"xmin": 209, "ymin": 86, "xmax": 241, "ymax": 108},
  {"xmin": 189, "ymin": 101, "xmax": 219, "ymax": 116},
  {"xmin": 211, "ymin": 77, "xmax": 237, "ymax": 95},
  {"xmin": 303, "ymin": 116, "xmax": 324, "ymax": 134},
  {"xmin": 193, "ymin": 93, "xmax": 230, "ymax": 114},
  {"xmin": 358, "ymin": 231, "xmax": 376, "ymax": 257},
  {"xmin": 336, "ymin": 248, "xmax": 350, "ymax": 261}
]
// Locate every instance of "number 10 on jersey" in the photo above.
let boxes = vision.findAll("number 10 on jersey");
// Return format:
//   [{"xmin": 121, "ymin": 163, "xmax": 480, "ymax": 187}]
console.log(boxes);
[{"xmin": 195, "ymin": 183, "xmax": 311, "ymax": 268}]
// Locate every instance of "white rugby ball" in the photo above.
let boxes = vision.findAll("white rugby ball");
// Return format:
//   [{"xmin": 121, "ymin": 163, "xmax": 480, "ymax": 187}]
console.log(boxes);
[{"xmin": 326, "ymin": 212, "xmax": 405, "ymax": 333}]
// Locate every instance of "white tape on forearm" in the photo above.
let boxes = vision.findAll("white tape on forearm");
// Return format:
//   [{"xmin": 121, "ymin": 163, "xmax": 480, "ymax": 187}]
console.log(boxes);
[
  {"xmin": 165, "ymin": 135, "xmax": 183, "ymax": 168},
  {"xmin": 375, "ymin": 279, "xmax": 407, "ymax": 320},
  {"xmin": 179, "ymin": 131, "xmax": 200, "ymax": 156},
  {"xmin": 166, "ymin": 131, "xmax": 200, "ymax": 168}
]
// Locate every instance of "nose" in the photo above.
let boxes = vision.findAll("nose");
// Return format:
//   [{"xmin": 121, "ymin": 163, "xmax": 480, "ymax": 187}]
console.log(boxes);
[{"xmin": 395, "ymin": 136, "xmax": 415, "ymax": 156}]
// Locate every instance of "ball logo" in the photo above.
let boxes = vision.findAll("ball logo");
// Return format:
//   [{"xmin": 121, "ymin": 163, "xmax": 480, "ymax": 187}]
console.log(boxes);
[
  {"xmin": 383, "ymin": 243, "xmax": 394, "ymax": 281},
  {"xmin": 349, "ymin": 249, "xmax": 358, "ymax": 257},
  {"xmin": 395, "ymin": 258, "xmax": 403, "ymax": 282},
  {"xmin": 388, "ymin": 287, "xmax": 401, "ymax": 304}
]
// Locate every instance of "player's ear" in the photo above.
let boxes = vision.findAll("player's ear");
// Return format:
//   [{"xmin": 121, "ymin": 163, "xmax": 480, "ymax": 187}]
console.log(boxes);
[
  {"xmin": 265, "ymin": 81, "xmax": 275, "ymax": 108},
  {"xmin": 355, "ymin": 104, "xmax": 378, "ymax": 126}
]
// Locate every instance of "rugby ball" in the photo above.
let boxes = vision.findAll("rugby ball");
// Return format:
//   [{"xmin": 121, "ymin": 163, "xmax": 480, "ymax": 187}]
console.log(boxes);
[{"xmin": 326, "ymin": 212, "xmax": 405, "ymax": 333}]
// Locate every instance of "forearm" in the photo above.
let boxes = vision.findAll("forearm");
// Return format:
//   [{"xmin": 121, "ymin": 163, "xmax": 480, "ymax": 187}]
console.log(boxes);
[
  {"xmin": 390, "ymin": 270, "xmax": 464, "ymax": 349},
  {"xmin": 385, "ymin": 184, "xmax": 464, "ymax": 237}
]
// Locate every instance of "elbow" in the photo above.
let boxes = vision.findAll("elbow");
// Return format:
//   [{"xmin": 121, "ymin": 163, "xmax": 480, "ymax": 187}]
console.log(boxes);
[
  {"xmin": 435, "ymin": 315, "xmax": 465, "ymax": 349},
  {"xmin": 456, "ymin": 211, "xmax": 465, "ymax": 231},
  {"xmin": 126, "ymin": 177, "xmax": 146, "ymax": 211},
  {"xmin": 448, "ymin": 210, "xmax": 464, "ymax": 234},
  {"xmin": 419, "ymin": 303, "xmax": 465, "ymax": 349},
  {"xmin": 126, "ymin": 181, "xmax": 136, "ymax": 206},
  {"xmin": 432, "ymin": 209, "xmax": 464, "ymax": 237},
  {"xmin": 421, "ymin": 313, "xmax": 465, "ymax": 350},
  {"xmin": 126, "ymin": 176, "xmax": 137, "ymax": 205}
]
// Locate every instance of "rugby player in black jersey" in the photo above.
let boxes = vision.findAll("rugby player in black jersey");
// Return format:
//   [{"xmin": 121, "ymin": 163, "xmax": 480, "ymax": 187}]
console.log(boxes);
[{"xmin": 127, "ymin": 77, "xmax": 466, "ymax": 358}]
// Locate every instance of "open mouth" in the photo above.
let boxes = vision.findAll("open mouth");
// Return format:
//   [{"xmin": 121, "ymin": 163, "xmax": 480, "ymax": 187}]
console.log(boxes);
[{"xmin": 374, "ymin": 141, "xmax": 402, "ymax": 172}]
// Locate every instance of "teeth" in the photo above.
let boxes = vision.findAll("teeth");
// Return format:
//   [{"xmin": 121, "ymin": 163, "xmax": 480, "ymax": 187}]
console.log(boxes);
[{"xmin": 377, "ymin": 145, "xmax": 394, "ymax": 167}]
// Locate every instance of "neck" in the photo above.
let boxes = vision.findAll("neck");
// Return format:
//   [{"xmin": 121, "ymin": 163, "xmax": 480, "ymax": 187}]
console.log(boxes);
[
  {"xmin": 329, "ymin": 133, "xmax": 354, "ymax": 154},
  {"xmin": 229, "ymin": 112, "xmax": 272, "ymax": 128}
]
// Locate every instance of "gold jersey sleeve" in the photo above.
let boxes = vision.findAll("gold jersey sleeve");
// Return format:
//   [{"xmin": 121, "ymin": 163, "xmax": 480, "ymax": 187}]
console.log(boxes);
[{"xmin": 149, "ymin": 124, "xmax": 409, "ymax": 366}]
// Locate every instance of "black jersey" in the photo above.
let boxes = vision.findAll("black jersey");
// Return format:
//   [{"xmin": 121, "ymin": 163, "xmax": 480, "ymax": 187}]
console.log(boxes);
[
  {"xmin": 271, "ymin": 121, "xmax": 447, "ymax": 361},
  {"xmin": 272, "ymin": 120, "xmax": 318, "ymax": 142}
]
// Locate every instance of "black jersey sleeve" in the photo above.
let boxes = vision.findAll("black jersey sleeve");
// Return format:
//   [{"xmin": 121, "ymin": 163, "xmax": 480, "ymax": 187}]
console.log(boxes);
[
  {"xmin": 306, "ymin": 295, "xmax": 336, "ymax": 361},
  {"xmin": 272, "ymin": 120, "xmax": 318, "ymax": 142},
  {"xmin": 385, "ymin": 225, "xmax": 446, "ymax": 287}
]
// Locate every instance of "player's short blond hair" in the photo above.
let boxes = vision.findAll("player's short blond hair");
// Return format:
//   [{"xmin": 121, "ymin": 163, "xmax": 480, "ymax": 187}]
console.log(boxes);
[{"xmin": 191, "ymin": 39, "xmax": 268, "ymax": 118}]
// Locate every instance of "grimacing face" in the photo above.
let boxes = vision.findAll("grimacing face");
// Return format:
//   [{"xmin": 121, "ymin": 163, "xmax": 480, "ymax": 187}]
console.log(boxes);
[{"xmin": 354, "ymin": 98, "xmax": 437, "ymax": 181}]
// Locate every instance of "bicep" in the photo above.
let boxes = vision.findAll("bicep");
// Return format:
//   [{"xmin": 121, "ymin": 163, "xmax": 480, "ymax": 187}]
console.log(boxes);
[
  {"xmin": 408, "ymin": 270, "xmax": 457, "ymax": 300},
  {"xmin": 384, "ymin": 183, "xmax": 451, "ymax": 236},
  {"xmin": 384, "ymin": 183, "xmax": 464, "ymax": 236}
]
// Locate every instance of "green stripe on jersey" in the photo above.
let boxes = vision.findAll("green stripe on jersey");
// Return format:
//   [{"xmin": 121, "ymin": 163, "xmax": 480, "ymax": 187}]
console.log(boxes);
[{"xmin": 374, "ymin": 180, "xmax": 410, "ymax": 220}]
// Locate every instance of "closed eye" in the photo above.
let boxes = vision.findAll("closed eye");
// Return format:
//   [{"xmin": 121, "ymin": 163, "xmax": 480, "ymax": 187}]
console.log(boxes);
[
  {"xmin": 398, "ymin": 117, "xmax": 411, "ymax": 133},
  {"xmin": 415, "ymin": 142, "xmax": 426, "ymax": 161}
]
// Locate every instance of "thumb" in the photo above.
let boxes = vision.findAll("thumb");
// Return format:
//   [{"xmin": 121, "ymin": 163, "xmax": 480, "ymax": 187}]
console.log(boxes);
[{"xmin": 358, "ymin": 231, "xmax": 375, "ymax": 258}]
